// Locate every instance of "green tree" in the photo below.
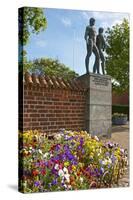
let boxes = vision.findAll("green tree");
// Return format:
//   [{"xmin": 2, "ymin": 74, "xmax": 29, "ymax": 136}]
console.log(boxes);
[
  {"xmin": 19, "ymin": 7, "xmax": 47, "ymax": 45},
  {"xmin": 19, "ymin": 7, "xmax": 47, "ymax": 72},
  {"xmin": 105, "ymin": 18, "xmax": 129, "ymax": 94},
  {"xmin": 19, "ymin": 50, "xmax": 32, "ymax": 72},
  {"xmin": 29, "ymin": 58, "xmax": 79, "ymax": 80}
]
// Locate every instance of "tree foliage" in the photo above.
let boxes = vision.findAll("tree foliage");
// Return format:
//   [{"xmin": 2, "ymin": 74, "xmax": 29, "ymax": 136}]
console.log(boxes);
[
  {"xmin": 105, "ymin": 18, "xmax": 129, "ymax": 94},
  {"xmin": 19, "ymin": 7, "xmax": 47, "ymax": 45},
  {"xmin": 20, "ymin": 50, "xmax": 32, "ymax": 72},
  {"xmin": 28, "ymin": 58, "xmax": 79, "ymax": 80}
]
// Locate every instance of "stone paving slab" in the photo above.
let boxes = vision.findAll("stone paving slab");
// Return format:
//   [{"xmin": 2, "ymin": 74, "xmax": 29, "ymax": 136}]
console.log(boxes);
[{"xmin": 102, "ymin": 123, "xmax": 129, "ymax": 150}]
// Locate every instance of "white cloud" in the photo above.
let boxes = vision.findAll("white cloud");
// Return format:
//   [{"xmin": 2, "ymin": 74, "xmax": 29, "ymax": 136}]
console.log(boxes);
[
  {"xmin": 91, "ymin": 11, "xmax": 128, "ymax": 21},
  {"xmin": 36, "ymin": 40, "xmax": 47, "ymax": 47},
  {"xmin": 100, "ymin": 22, "xmax": 109, "ymax": 29},
  {"xmin": 81, "ymin": 11, "xmax": 129, "ymax": 29},
  {"xmin": 61, "ymin": 17, "xmax": 72, "ymax": 27},
  {"xmin": 81, "ymin": 11, "xmax": 90, "ymax": 21},
  {"xmin": 111, "ymin": 19, "xmax": 123, "ymax": 27}
]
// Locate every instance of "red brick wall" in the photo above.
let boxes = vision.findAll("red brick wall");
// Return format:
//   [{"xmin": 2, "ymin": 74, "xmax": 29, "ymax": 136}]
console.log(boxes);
[
  {"xmin": 23, "ymin": 85, "xmax": 86, "ymax": 133},
  {"xmin": 112, "ymin": 92, "xmax": 129, "ymax": 105}
]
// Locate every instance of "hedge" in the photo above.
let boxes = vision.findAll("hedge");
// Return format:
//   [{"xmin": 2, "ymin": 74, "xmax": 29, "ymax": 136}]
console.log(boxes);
[{"xmin": 112, "ymin": 104, "xmax": 129, "ymax": 120}]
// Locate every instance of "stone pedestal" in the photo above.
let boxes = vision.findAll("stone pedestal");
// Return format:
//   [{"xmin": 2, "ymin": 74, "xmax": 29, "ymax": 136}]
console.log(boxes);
[{"xmin": 77, "ymin": 73, "xmax": 112, "ymax": 138}]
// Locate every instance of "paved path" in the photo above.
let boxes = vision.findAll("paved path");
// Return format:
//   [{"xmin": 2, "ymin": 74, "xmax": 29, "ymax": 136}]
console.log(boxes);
[{"xmin": 102, "ymin": 123, "xmax": 129, "ymax": 150}]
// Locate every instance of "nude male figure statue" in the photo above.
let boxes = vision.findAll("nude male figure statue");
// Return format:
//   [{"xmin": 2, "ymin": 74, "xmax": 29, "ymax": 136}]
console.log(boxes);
[
  {"xmin": 96, "ymin": 27, "xmax": 106, "ymax": 75},
  {"xmin": 84, "ymin": 18, "xmax": 100, "ymax": 74}
]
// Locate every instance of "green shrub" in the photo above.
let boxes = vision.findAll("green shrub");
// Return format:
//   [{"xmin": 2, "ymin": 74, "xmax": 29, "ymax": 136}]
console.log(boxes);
[{"xmin": 112, "ymin": 104, "xmax": 129, "ymax": 120}]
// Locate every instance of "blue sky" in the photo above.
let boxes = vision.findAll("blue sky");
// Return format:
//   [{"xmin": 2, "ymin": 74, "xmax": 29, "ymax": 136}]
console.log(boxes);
[{"xmin": 25, "ymin": 8, "xmax": 129, "ymax": 75}]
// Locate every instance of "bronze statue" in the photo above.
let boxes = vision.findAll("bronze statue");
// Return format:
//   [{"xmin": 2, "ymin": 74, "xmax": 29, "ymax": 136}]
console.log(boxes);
[
  {"xmin": 84, "ymin": 18, "xmax": 100, "ymax": 74},
  {"xmin": 96, "ymin": 27, "xmax": 106, "ymax": 75}
]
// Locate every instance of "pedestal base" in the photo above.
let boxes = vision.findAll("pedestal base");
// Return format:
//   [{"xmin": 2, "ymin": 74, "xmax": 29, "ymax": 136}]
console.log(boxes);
[{"xmin": 77, "ymin": 73, "xmax": 112, "ymax": 138}]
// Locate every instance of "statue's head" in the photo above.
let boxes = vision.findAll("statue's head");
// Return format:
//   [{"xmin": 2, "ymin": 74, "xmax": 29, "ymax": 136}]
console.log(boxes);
[
  {"xmin": 89, "ymin": 18, "xmax": 95, "ymax": 26},
  {"xmin": 99, "ymin": 27, "xmax": 104, "ymax": 34}
]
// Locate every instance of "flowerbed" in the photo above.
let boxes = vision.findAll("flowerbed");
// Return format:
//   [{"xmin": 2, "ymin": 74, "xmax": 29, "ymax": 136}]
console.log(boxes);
[
  {"xmin": 112, "ymin": 113, "xmax": 127, "ymax": 125},
  {"xmin": 19, "ymin": 129, "xmax": 128, "ymax": 193}
]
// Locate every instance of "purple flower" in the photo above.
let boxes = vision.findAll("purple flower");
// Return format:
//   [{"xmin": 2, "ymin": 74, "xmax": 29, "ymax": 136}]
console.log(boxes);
[
  {"xmin": 64, "ymin": 144, "xmax": 70, "ymax": 151},
  {"xmin": 107, "ymin": 141, "xmax": 114, "ymax": 148},
  {"xmin": 34, "ymin": 181, "xmax": 40, "ymax": 187},
  {"xmin": 90, "ymin": 171, "xmax": 95, "ymax": 176},
  {"xmin": 55, "ymin": 145, "xmax": 60, "ymax": 151},
  {"xmin": 82, "ymin": 149, "xmax": 85, "ymax": 154},
  {"xmin": 95, "ymin": 168, "xmax": 99, "ymax": 173},
  {"xmin": 105, "ymin": 152, "xmax": 110, "ymax": 157},
  {"xmin": 71, "ymin": 142, "xmax": 75, "ymax": 146},
  {"xmin": 99, "ymin": 159, "xmax": 103, "ymax": 165},
  {"xmin": 77, "ymin": 145, "xmax": 82, "ymax": 150},
  {"xmin": 68, "ymin": 136, "xmax": 74, "ymax": 141},
  {"xmin": 80, "ymin": 138, "xmax": 84, "ymax": 145},
  {"xmin": 35, "ymin": 162, "xmax": 40, "ymax": 167},
  {"xmin": 61, "ymin": 154, "xmax": 66, "ymax": 160},
  {"xmin": 72, "ymin": 160, "xmax": 78, "ymax": 165},
  {"xmin": 100, "ymin": 167, "xmax": 104, "ymax": 175},
  {"xmin": 67, "ymin": 152, "xmax": 75, "ymax": 161},
  {"xmin": 86, "ymin": 167, "xmax": 91, "ymax": 172},
  {"xmin": 52, "ymin": 179, "xmax": 57, "ymax": 185},
  {"xmin": 52, "ymin": 168, "xmax": 58, "ymax": 175},
  {"xmin": 54, "ymin": 155, "xmax": 60, "ymax": 160},
  {"xmin": 44, "ymin": 161, "xmax": 48, "ymax": 166},
  {"xmin": 111, "ymin": 154, "xmax": 116, "ymax": 163},
  {"xmin": 108, "ymin": 164, "xmax": 111, "ymax": 168},
  {"xmin": 94, "ymin": 168, "xmax": 100, "ymax": 177}
]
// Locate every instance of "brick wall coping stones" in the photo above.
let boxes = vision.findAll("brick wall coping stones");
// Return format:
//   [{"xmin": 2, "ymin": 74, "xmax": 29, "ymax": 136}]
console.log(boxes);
[{"xmin": 23, "ymin": 72, "xmax": 85, "ymax": 91}]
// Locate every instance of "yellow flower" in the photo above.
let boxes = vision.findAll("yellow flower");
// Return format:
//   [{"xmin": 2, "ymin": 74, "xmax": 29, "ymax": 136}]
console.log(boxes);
[
  {"xmin": 90, "ymin": 152, "xmax": 94, "ymax": 157},
  {"xmin": 64, "ymin": 161, "xmax": 69, "ymax": 167},
  {"xmin": 24, "ymin": 150, "xmax": 29, "ymax": 155},
  {"xmin": 78, "ymin": 162, "xmax": 84, "ymax": 168},
  {"xmin": 72, "ymin": 165, "xmax": 76, "ymax": 171}
]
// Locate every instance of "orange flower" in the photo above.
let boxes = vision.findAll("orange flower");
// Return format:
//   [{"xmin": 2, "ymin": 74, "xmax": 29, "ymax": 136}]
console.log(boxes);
[
  {"xmin": 77, "ymin": 171, "xmax": 81, "ymax": 176},
  {"xmin": 32, "ymin": 169, "xmax": 39, "ymax": 176}
]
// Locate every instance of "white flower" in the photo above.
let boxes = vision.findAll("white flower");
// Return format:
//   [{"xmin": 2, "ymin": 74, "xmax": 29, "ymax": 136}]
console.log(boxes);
[
  {"xmin": 108, "ymin": 158, "xmax": 112, "ymax": 164},
  {"xmin": 94, "ymin": 135, "xmax": 99, "ymax": 141},
  {"xmin": 54, "ymin": 164, "xmax": 59, "ymax": 170},
  {"xmin": 68, "ymin": 185, "xmax": 72, "ymax": 189},
  {"xmin": 61, "ymin": 178, "xmax": 65, "ymax": 184},
  {"xmin": 64, "ymin": 135, "xmax": 69, "ymax": 140},
  {"xmin": 38, "ymin": 149, "xmax": 43, "ymax": 155},
  {"xmin": 50, "ymin": 153, "xmax": 53, "ymax": 158},
  {"xmin": 64, "ymin": 174, "xmax": 70, "ymax": 183},
  {"xmin": 80, "ymin": 177, "xmax": 83, "ymax": 183},
  {"xmin": 58, "ymin": 169, "xmax": 64, "ymax": 177},
  {"xmin": 63, "ymin": 167, "xmax": 68, "ymax": 174},
  {"xmin": 43, "ymin": 152, "xmax": 49, "ymax": 158},
  {"xmin": 120, "ymin": 148, "xmax": 125, "ymax": 154},
  {"xmin": 63, "ymin": 184, "xmax": 67, "ymax": 189},
  {"xmin": 54, "ymin": 134, "xmax": 62, "ymax": 140},
  {"xmin": 102, "ymin": 159, "xmax": 107, "ymax": 165}
]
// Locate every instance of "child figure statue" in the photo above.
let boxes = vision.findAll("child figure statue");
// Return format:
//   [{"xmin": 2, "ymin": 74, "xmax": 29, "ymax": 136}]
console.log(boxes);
[{"xmin": 96, "ymin": 27, "xmax": 106, "ymax": 75}]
